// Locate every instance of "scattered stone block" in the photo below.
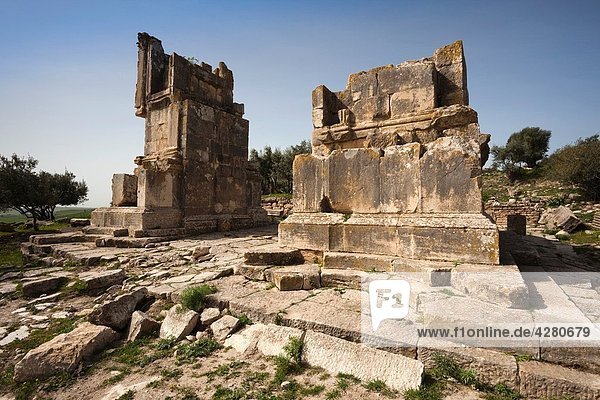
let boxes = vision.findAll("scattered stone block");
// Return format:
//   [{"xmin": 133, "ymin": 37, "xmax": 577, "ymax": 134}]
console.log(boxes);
[
  {"xmin": 79, "ymin": 269, "xmax": 126, "ymax": 292},
  {"xmin": 224, "ymin": 324, "xmax": 266, "ymax": 354},
  {"xmin": 127, "ymin": 311, "xmax": 160, "ymax": 341},
  {"xmin": 89, "ymin": 288, "xmax": 147, "ymax": 330},
  {"xmin": 545, "ymin": 206, "xmax": 582, "ymax": 233},
  {"xmin": 210, "ymin": 315, "xmax": 240, "ymax": 341},
  {"xmin": 302, "ymin": 330, "xmax": 423, "ymax": 391},
  {"xmin": 13, "ymin": 322, "xmax": 119, "ymax": 382},
  {"xmin": 270, "ymin": 264, "xmax": 320, "ymax": 291},
  {"xmin": 200, "ymin": 308, "xmax": 221, "ymax": 326},
  {"xmin": 159, "ymin": 305, "xmax": 199, "ymax": 340},
  {"xmin": 518, "ymin": 360, "xmax": 600, "ymax": 400},
  {"xmin": 244, "ymin": 245, "xmax": 303, "ymax": 266},
  {"xmin": 22, "ymin": 276, "xmax": 68, "ymax": 298},
  {"xmin": 192, "ymin": 246, "xmax": 211, "ymax": 260}
]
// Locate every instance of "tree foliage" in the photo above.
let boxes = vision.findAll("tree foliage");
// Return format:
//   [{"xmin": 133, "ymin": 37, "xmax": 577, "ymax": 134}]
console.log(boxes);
[
  {"xmin": 491, "ymin": 127, "xmax": 552, "ymax": 169},
  {"xmin": 547, "ymin": 135, "xmax": 600, "ymax": 200},
  {"xmin": 0, "ymin": 154, "xmax": 88, "ymax": 228},
  {"xmin": 249, "ymin": 140, "xmax": 312, "ymax": 194}
]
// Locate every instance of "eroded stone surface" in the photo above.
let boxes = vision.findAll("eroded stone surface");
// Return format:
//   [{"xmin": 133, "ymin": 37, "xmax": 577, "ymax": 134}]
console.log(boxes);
[
  {"xmin": 14, "ymin": 322, "xmax": 119, "ymax": 382},
  {"xmin": 302, "ymin": 330, "xmax": 423, "ymax": 391},
  {"xmin": 159, "ymin": 305, "xmax": 199, "ymax": 340}
]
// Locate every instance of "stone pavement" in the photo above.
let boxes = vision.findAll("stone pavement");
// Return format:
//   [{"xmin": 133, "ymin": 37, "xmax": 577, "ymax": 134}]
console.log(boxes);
[{"xmin": 3, "ymin": 225, "xmax": 600, "ymax": 398}]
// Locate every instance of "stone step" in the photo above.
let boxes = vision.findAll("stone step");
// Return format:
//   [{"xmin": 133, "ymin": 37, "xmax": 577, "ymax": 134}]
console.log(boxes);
[
  {"xmin": 269, "ymin": 264, "xmax": 321, "ymax": 291},
  {"xmin": 30, "ymin": 233, "xmax": 86, "ymax": 245},
  {"xmin": 323, "ymin": 252, "xmax": 396, "ymax": 272},
  {"xmin": 518, "ymin": 360, "xmax": 600, "ymax": 400},
  {"xmin": 95, "ymin": 236, "xmax": 176, "ymax": 248},
  {"xmin": 320, "ymin": 268, "xmax": 366, "ymax": 290},
  {"xmin": 243, "ymin": 244, "xmax": 303, "ymax": 266},
  {"xmin": 83, "ymin": 226, "xmax": 129, "ymax": 237}
]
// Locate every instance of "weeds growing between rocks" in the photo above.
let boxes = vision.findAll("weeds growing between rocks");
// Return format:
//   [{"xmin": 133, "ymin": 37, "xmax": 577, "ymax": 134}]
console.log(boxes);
[{"xmin": 180, "ymin": 284, "xmax": 217, "ymax": 311}]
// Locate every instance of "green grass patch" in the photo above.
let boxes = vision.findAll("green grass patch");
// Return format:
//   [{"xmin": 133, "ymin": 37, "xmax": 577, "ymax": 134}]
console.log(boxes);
[
  {"xmin": 7, "ymin": 318, "xmax": 76, "ymax": 352},
  {"xmin": 176, "ymin": 337, "xmax": 221, "ymax": 365},
  {"xmin": 180, "ymin": 284, "xmax": 218, "ymax": 312},
  {"xmin": 365, "ymin": 379, "xmax": 396, "ymax": 397}
]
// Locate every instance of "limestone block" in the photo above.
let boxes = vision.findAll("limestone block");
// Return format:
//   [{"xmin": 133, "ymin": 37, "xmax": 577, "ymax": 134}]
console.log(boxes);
[
  {"xmin": 420, "ymin": 136, "xmax": 482, "ymax": 213},
  {"xmin": 380, "ymin": 143, "xmax": 421, "ymax": 213},
  {"xmin": 348, "ymin": 71, "xmax": 378, "ymax": 99},
  {"xmin": 22, "ymin": 276, "xmax": 68, "ymax": 298},
  {"xmin": 545, "ymin": 206, "xmax": 582, "ymax": 233},
  {"xmin": 292, "ymin": 155, "xmax": 324, "ymax": 212},
  {"xmin": 112, "ymin": 174, "xmax": 138, "ymax": 207},
  {"xmin": 127, "ymin": 311, "xmax": 160, "ymax": 341},
  {"xmin": 323, "ymin": 252, "xmax": 395, "ymax": 272},
  {"xmin": 255, "ymin": 324, "xmax": 304, "ymax": 357},
  {"xmin": 200, "ymin": 308, "xmax": 221, "ymax": 326},
  {"xmin": 224, "ymin": 324, "xmax": 266, "ymax": 354},
  {"xmin": 433, "ymin": 40, "xmax": 468, "ymax": 106},
  {"xmin": 270, "ymin": 264, "xmax": 321, "ymax": 291},
  {"xmin": 518, "ymin": 361, "xmax": 600, "ymax": 400},
  {"xmin": 302, "ymin": 330, "xmax": 423, "ymax": 391},
  {"xmin": 89, "ymin": 288, "xmax": 147, "ymax": 330},
  {"xmin": 450, "ymin": 267, "xmax": 530, "ymax": 309},
  {"xmin": 13, "ymin": 322, "xmax": 119, "ymax": 382},
  {"xmin": 327, "ymin": 148, "xmax": 380, "ymax": 214},
  {"xmin": 159, "ymin": 305, "xmax": 199, "ymax": 340},
  {"xmin": 244, "ymin": 245, "xmax": 304, "ymax": 266},
  {"xmin": 352, "ymin": 96, "xmax": 390, "ymax": 121},
  {"xmin": 79, "ymin": 269, "xmax": 126, "ymax": 292},
  {"xmin": 210, "ymin": 315, "xmax": 240, "ymax": 341}
]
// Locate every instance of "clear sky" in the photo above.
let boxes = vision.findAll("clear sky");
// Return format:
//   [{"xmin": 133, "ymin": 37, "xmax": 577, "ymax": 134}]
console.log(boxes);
[{"xmin": 1, "ymin": 0, "xmax": 599, "ymax": 207}]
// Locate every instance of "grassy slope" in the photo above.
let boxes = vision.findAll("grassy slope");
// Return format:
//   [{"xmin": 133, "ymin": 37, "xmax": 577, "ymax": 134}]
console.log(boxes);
[{"xmin": 0, "ymin": 207, "xmax": 94, "ymax": 223}]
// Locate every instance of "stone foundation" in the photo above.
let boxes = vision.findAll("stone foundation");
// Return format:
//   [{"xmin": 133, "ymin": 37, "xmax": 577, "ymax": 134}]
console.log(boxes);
[{"xmin": 280, "ymin": 213, "xmax": 499, "ymax": 264}]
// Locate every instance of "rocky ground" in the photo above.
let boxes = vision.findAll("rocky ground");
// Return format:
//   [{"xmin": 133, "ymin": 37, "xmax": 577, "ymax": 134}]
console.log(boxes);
[{"xmin": 0, "ymin": 223, "xmax": 599, "ymax": 399}]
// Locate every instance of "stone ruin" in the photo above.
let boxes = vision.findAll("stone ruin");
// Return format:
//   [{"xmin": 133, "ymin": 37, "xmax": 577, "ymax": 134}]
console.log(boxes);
[
  {"xmin": 90, "ymin": 33, "xmax": 267, "ymax": 237},
  {"xmin": 279, "ymin": 41, "xmax": 500, "ymax": 265}
]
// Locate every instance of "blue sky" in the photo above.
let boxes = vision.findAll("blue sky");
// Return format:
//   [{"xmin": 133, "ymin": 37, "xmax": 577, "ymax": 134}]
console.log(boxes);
[{"xmin": 1, "ymin": 0, "xmax": 599, "ymax": 207}]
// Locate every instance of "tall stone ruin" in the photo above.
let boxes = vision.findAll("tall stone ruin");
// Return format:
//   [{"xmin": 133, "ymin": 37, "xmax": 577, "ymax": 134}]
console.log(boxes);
[
  {"xmin": 90, "ymin": 33, "xmax": 266, "ymax": 237},
  {"xmin": 279, "ymin": 41, "xmax": 500, "ymax": 264}
]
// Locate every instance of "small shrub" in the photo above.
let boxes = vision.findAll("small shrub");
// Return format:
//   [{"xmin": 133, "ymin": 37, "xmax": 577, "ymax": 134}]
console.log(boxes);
[
  {"xmin": 176, "ymin": 337, "xmax": 221, "ymax": 364},
  {"xmin": 180, "ymin": 285, "xmax": 217, "ymax": 312}
]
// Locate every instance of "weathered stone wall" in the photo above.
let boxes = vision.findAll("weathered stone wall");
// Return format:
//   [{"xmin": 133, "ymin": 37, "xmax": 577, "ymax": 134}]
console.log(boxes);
[
  {"xmin": 311, "ymin": 41, "xmax": 475, "ymax": 157},
  {"xmin": 485, "ymin": 202, "xmax": 543, "ymax": 227},
  {"xmin": 91, "ymin": 33, "xmax": 267, "ymax": 236},
  {"xmin": 280, "ymin": 40, "xmax": 500, "ymax": 265}
]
